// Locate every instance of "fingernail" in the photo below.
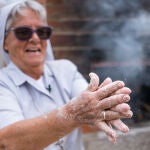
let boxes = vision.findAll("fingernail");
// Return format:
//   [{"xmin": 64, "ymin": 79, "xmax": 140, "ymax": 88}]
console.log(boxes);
[
  {"xmin": 106, "ymin": 77, "xmax": 112, "ymax": 82},
  {"xmin": 110, "ymin": 133, "xmax": 118, "ymax": 144},
  {"xmin": 123, "ymin": 95, "xmax": 130, "ymax": 102},
  {"xmin": 128, "ymin": 89, "xmax": 132, "ymax": 94},
  {"xmin": 122, "ymin": 125, "xmax": 129, "ymax": 133},
  {"xmin": 111, "ymin": 131, "xmax": 117, "ymax": 138},
  {"xmin": 127, "ymin": 112, "xmax": 133, "ymax": 118},
  {"xmin": 89, "ymin": 72, "xmax": 95, "ymax": 78},
  {"xmin": 117, "ymin": 81, "xmax": 125, "ymax": 88}
]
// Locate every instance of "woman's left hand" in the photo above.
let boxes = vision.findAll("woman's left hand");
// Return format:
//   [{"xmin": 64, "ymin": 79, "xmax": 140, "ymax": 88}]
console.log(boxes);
[{"xmin": 89, "ymin": 73, "xmax": 133, "ymax": 143}]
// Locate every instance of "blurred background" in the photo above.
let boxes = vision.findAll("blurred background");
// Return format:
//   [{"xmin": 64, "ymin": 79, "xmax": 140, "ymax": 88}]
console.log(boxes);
[
  {"xmin": 44, "ymin": 0, "xmax": 150, "ymax": 149},
  {"xmin": 1, "ymin": 0, "xmax": 150, "ymax": 149},
  {"xmin": 47, "ymin": 0, "xmax": 150, "ymax": 125}
]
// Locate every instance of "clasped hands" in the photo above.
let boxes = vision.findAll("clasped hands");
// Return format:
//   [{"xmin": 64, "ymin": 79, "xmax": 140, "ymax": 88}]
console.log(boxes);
[{"xmin": 61, "ymin": 72, "xmax": 133, "ymax": 143}]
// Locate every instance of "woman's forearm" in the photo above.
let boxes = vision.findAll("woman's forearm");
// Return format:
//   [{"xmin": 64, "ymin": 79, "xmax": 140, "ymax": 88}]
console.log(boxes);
[
  {"xmin": 0, "ymin": 108, "xmax": 78, "ymax": 150},
  {"xmin": 0, "ymin": 73, "xmax": 132, "ymax": 150}
]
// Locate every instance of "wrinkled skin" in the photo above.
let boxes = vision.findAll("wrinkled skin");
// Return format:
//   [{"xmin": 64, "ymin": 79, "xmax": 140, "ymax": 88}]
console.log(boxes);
[
  {"xmin": 0, "ymin": 73, "xmax": 132, "ymax": 150},
  {"xmin": 60, "ymin": 73, "xmax": 132, "ymax": 143},
  {"xmin": 89, "ymin": 73, "xmax": 132, "ymax": 142}
]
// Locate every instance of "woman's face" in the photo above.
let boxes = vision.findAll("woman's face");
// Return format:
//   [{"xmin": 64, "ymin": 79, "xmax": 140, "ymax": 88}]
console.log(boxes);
[{"xmin": 4, "ymin": 8, "xmax": 48, "ymax": 76}]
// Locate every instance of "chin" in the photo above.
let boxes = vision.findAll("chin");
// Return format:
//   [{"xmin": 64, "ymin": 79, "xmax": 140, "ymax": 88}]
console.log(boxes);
[{"xmin": 28, "ymin": 61, "xmax": 44, "ymax": 67}]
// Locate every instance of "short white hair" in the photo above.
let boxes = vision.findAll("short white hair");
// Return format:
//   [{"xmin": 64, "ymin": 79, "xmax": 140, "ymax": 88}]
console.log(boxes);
[{"xmin": 5, "ymin": 0, "xmax": 47, "ymax": 31}]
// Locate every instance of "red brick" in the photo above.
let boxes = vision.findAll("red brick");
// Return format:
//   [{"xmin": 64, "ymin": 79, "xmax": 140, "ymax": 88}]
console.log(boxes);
[
  {"xmin": 48, "ymin": 20, "xmax": 88, "ymax": 31},
  {"xmin": 46, "ymin": 5, "xmax": 76, "ymax": 19},
  {"xmin": 46, "ymin": 6, "xmax": 66, "ymax": 16},
  {"xmin": 47, "ymin": 0, "xmax": 64, "ymax": 4},
  {"xmin": 50, "ymin": 35, "xmax": 76, "ymax": 46},
  {"xmin": 37, "ymin": 0, "xmax": 46, "ymax": 5}
]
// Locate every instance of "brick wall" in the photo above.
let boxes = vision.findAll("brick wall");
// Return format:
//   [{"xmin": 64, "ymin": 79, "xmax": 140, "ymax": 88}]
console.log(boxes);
[
  {"xmin": 41, "ymin": 0, "xmax": 150, "ymax": 124},
  {"xmin": 37, "ymin": 0, "xmax": 46, "ymax": 5},
  {"xmin": 41, "ymin": 0, "xmax": 92, "ymax": 77}
]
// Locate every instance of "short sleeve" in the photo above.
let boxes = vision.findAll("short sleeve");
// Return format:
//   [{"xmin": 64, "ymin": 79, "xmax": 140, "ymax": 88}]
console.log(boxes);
[
  {"xmin": 0, "ymin": 84, "xmax": 24, "ymax": 128},
  {"xmin": 71, "ymin": 71, "xmax": 88, "ymax": 97}
]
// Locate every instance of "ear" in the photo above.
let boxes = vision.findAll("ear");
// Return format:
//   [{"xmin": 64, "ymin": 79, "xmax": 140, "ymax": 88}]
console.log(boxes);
[
  {"xmin": 4, "ymin": 38, "xmax": 9, "ymax": 53},
  {"xmin": 4, "ymin": 49, "xmax": 9, "ymax": 53}
]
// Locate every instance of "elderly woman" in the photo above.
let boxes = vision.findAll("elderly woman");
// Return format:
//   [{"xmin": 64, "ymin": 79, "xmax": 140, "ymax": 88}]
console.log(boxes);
[{"xmin": 0, "ymin": 0, "xmax": 132, "ymax": 150}]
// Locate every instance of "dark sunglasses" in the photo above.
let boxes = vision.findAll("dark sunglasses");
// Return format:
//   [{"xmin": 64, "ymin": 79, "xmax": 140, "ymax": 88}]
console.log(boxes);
[{"xmin": 8, "ymin": 26, "xmax": 53, "ymax": 41}]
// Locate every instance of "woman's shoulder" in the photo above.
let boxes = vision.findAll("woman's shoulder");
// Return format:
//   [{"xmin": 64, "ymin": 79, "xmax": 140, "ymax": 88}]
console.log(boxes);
[
  {"xmin": 46, "ymin": 59, "xmax": 77, "ymax": 71},
  {"xmin": 0, "ymin": 67, "xmax": 8, "ymax": 79},
  {"xmin": 0, "ymin": 67, "xmax": 13, "ymax": 87},
  {"xmin": 49, "ymin": 59, "xmax": 76, "ymax": 66},
  {"xmin": 45, "ymin": 59, "xmax": 79, "ymax": 83}
]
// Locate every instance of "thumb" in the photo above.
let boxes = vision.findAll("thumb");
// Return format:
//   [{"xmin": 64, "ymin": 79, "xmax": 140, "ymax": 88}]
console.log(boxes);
[{"xmin": 87, "ymin": 72, "xmax": 99, "ymax": 92}]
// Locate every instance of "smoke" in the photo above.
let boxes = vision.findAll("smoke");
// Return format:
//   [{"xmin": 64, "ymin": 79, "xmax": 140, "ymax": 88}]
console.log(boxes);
[
  {"xmin": 112, "ymin": 11, "xmax": 150, "ymax": 62},
  {"xmin": 81, "ymin": 0, "xmax": 150, "ymax": 84},
  {"xmin": 80, "ymin": 0, "xmax": 141, "ymax": 17}
]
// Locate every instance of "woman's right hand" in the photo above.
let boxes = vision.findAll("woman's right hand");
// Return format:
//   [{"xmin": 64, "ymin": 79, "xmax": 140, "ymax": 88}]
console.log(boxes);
[{"xmin": 59, "ymin": 73, "xmax": 132, "ymax": 141}]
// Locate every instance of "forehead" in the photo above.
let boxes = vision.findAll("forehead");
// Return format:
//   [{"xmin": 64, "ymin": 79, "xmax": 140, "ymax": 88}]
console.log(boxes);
[{"xmin": 12, "ymin": 8, "xmax": 45, "ymax": 26}]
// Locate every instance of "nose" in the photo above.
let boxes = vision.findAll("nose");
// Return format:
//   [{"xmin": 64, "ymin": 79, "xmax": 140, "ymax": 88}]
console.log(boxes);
[
  {"xmin": 32, "ymin": 31, "xmax": 40, "ymax": 40},
  {"xmin": 29, "ymin": 31, "xmax": 40, "ymax": 43}
]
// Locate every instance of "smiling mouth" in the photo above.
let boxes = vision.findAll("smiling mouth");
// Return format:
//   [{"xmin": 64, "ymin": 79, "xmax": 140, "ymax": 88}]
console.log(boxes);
[{"xmin": 26, "ymin": 49, "xmax": 41, "ymax": 52}]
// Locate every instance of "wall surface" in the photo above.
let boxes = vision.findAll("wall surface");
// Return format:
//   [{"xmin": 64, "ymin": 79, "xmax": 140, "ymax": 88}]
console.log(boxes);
[
  {"xmin": 45, "ymin": 0, "xmax": 96, "ymax": 77},
  {"xmin": 44, "ymin": 0, "xmax": 150, "ymax": 123},
  {"xmin": 83, "ymin": 124, "xmax": 150, "ymax": 150}
]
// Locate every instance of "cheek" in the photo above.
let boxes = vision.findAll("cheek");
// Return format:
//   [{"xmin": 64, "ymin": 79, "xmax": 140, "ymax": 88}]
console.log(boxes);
[
  {"xmin": 5, "ymin": 38, "xmax": 24, "ymax": 58},
  {"xmin": 6, "ymin": 41, "xmax": 21, "ymax": 54},
  {"xmin": 42, "ymin": 42, "xmax": 47, "ymax": 54},
  {"xmin": 4, "ymin": 32, "xmax": 13, "ymax": 49},
  {"xmin": 4, "ymin": 34, "xmax": 18, "ymax": 52}
]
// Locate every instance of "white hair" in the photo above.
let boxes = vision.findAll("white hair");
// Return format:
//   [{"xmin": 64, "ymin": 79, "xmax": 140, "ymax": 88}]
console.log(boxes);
[{"xmin": 5, "ymin": 0, "xmax": 47, "ymax": 32}]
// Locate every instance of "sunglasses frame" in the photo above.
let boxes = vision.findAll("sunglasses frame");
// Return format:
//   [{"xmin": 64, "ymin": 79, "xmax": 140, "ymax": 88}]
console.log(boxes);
[{"xmin": 8, "ymin": 26, "xmax": 53, "ymax": 41}]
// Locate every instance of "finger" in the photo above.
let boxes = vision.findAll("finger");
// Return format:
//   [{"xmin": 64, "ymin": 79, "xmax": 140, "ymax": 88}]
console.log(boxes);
[
  {"xmin": 97, "ymin": 81, "xmax": 125, "ymax": 100},
  {"xmin": 87, "ymin": 72, "xmax": 99, "ymax": 92},
  {"xmin": 111, "ymin": 103, "xmax": 131, "ymax": 113},
  {"xmin": 105, "ymin": 121, "xmax": 117, "ymax": 143},
  {"xmin": 110, "ymin": 119, "xmax": 129, "ymax": 133},
  {"xmin": 99, "ymin": 77, "xmax": 112, "ymax": 88},
  {"xmin": 111, "ymin": 104, "xmax": 133, "ymax": 119},
  {"xmin": 100, "ymin": 111, "xmax": 122, "ymax": 121},
  {"xmin": 96, "ymin": 121, "xmax": 117, "ymax": 143},
  {"xmin": 114, "ymin": 87, "xmax": 132, "ymax": 95},
  {"xmin": 97, "ymin": 94, "xmax": 130, "ymax": 110},
  {"xmin": 120, "ymin": 110, "xmax": 133, "ymax": 118}
]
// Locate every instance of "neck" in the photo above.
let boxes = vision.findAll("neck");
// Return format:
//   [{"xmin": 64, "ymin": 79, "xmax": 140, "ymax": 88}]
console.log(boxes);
[
  {"xmin": 15, "ymin": 63, "xmax": 44, "ymax": 80},
  {"xmin": 24, "ymin": 67, "xmax": 43, "ymax": 80}
]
